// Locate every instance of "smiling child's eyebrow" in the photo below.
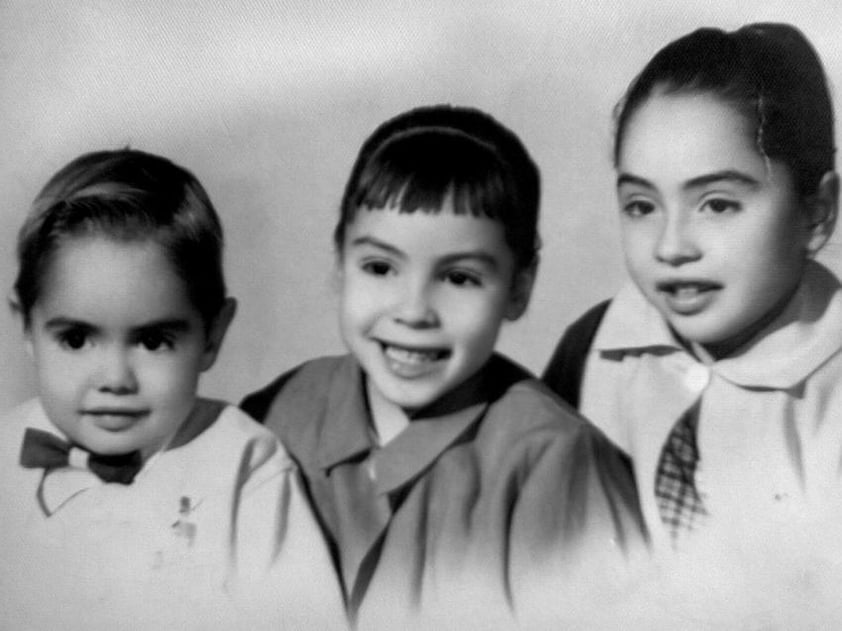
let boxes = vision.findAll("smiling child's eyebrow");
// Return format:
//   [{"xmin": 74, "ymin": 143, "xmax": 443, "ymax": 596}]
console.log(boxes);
[
  {"xmin": 349, "ymin": 235, "xmax": 406, "ymax": 258},
  {"xmin": 438, "ymin": 251, "xmax": 500, "ymax": 269},
  {"xmin": 43, "ymin": 317, "xmax": 94, "ymax": 330}
]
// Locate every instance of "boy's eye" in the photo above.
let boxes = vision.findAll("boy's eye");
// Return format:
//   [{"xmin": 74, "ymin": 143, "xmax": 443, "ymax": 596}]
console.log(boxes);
[
  {"xmin": 702, "ymin": 198, "xmax": 741, "ymax": 214},
  {"xmin": 622, "ymin": 200, "xmax": 656, "ymax": 217},
  {"xmin": 442, "ymin": 269, "xmax": 481, "ymax": 287},
  {"xmin": 57, "ymin": 329, "xmax": 90, "ymax": 350},
  {"xmin": 361, "ymin": 260, "xmax": 395, "ymax": 277},
  {"xmin": 137, "ymin": 331, "xmax": 176, "ymax": 352}
]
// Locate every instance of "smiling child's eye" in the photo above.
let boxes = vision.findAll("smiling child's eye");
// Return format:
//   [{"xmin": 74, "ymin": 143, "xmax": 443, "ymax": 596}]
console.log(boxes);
[
  {"xmin": 443, "ymin": 270, "xmax": 481, "ymax": 287},
  {"xmin": 57, "ymin": 329, "xmax": 90, "ymax": 350},
  {"xmin": 361, "ymin": 260, "xmax": 394, "ymax": 277}
]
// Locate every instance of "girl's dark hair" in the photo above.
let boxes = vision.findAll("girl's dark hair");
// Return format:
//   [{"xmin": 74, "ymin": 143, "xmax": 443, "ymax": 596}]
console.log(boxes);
[
  {"xmin": 334, "ymin": 104, "xmax": 541, "ymax": 271},
  {"xmin": 614, "ymin": 23, "xmax": 835, "ymax": 197},
  {"xmin": 14, "ymin": 149, "xmax": 226, "ymax": 327}
]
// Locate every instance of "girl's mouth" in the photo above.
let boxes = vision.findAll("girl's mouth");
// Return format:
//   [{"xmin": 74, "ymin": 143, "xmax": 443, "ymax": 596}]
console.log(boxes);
[{"xmin": 656, "ymin": 281, "xmax": 721, "ymax": 314}]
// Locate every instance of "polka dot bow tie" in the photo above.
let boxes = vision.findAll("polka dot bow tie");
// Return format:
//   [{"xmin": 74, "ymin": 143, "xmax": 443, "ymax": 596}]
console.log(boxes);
[{"xmin": 19, "ymin": 428, "xmax": 142, "ymax": 484}]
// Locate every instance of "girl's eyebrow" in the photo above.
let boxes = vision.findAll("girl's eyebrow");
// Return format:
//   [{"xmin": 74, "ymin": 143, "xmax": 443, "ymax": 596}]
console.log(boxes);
[
  {"xmin": 617, "ymin": 170, "xmax": 761, "ymax": 191},
  {"xmin": 683, "ymin": 170, "xmax": 761, "ymax": 191},
  {"xmin": 616, "ymin": 173, "xmax": 654, "ymax": 189}
]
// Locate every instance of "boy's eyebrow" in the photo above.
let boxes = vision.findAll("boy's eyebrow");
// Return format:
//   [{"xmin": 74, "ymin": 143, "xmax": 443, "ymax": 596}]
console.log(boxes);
[{"xmin": 43, "ymin": 317, "xmax": 192, "ymax": 332}]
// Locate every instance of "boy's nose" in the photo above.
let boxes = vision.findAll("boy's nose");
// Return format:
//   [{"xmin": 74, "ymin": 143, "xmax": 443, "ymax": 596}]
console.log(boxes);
[
  {"xmin": 96, "ymin": 347, "xmax": 139, "ymax": 394},
  {"xmin": 393, "ymin": 282, "xmax": 439, "ymax": 328},
  {"xmin": 655, "ymin": 213, "xmax": 701, "ymax": 266}
]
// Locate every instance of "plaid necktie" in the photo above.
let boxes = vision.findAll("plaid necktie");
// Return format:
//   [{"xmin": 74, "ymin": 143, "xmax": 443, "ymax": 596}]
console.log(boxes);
[
  {"xmin": 654, "ymin": 401, "xmax": 707, "ymax": 543},
  {"xmin": 19, "ymin": 427, "xmax": 142, "ymax": 485}
]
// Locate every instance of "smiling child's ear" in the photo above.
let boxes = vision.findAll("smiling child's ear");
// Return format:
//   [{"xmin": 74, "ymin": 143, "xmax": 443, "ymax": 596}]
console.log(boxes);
[
  {"xmin": 505, "ymin": 259, "xmax": 538, "ymax": 322},
  {"xmin": 7, "ymin": 291, "xmax": 33, "ymax": 358},
  {"xmin": 805, "ymin": 171, "xmax": 839, "ymax": 256},
  {"xmin": 200, "ymin": 297, "xmax": 237, "ymax": 372}
]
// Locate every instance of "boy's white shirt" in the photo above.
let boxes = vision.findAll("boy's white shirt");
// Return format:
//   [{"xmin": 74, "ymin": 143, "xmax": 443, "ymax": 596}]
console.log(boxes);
[
  {"xmin": 581, "ymin": 260, "xmax": 842, "ymax": 553},
  {"xmin": 0, "ymin": 398, "xmax": 346, "ymax": 631}
]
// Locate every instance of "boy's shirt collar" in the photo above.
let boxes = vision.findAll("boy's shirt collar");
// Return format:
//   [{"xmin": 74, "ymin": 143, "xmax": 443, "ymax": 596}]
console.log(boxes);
[
  {"xmin": 596, "ymin": 261, "xmax": 842, "ymax": 390},
  {"xmin": 315, "ymin": 354, "xmax": 521, "ymax": 496}
]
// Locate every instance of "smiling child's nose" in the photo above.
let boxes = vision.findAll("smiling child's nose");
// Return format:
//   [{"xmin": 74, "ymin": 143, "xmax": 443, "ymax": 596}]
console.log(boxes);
[{"xmin": 394, "ymin": 282, "xmax": 439, "ymax": 328}]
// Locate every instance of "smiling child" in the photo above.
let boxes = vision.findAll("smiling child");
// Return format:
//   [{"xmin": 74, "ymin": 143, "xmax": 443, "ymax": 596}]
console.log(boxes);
[{"xmin": 242, "ymin": 105, "xmax": 646, "ymax": 629}]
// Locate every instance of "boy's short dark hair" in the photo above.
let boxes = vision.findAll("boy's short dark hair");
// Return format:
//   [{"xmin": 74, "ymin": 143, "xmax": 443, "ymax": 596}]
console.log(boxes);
[
  {"xmin": 14, "ymin": 149, "xmax": 226, "ymax": 327},
  {"xmin": 335, "ymin": 104, "xmax": 541, "ymax": 271}
]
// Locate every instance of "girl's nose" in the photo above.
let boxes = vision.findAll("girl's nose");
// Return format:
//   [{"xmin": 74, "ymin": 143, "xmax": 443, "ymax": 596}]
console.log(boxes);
[
  {"xmin": 655, "ymin": 213, "xmax": 701, "ymax": 266},
  {"xmin": 393, "ymin": 281, "xmax": 439, "ymax": 328},
  {"xmin": 96, "ymin": 347, "xmax": 139, "ymax": 394}
]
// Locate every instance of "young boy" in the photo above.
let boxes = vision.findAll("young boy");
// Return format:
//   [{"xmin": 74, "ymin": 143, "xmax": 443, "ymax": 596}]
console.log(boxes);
[
  {"xmin": 1, "ymin": 149, "xmax": 344, "ymax": 630},
  {"xmin": 243, "ymin": 105, "xmax": 647, "ymax": 628}
]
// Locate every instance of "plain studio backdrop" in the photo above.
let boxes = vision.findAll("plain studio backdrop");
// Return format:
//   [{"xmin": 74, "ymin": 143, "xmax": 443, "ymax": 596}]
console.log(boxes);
[{"xmin": 1, "ymin": 1, "xmax": 841, "ymax": 411}]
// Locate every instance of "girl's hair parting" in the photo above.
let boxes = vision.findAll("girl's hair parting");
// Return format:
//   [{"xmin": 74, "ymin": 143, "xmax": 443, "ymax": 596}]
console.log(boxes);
[
  {"xmin": 335, "ymin": 104, "xmax": 541, "ymax": 271},
  {"xmin": 613, "ymin": 23, "xmax": 835, "ymax": 197},
  {"xmin": 14, "ymin": 149, "xmax": 226, "ymax": 327}
]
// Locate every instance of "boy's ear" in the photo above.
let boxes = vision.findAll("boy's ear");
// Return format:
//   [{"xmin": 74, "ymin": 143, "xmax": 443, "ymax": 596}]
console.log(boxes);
[
  {"xmin": 200, "ymin": 297, "xmax": 237, "ymax": 372},
  {"xmin": 7, "ymin": 292, "xmax": 33, "ymax": 358},
  {"xmin": 805, "ymin": 171, "xmax": 839, "ymax": 256},
  {"xmin": 505, "ymin": 260, "xmax": 538, "ymax": 322}
]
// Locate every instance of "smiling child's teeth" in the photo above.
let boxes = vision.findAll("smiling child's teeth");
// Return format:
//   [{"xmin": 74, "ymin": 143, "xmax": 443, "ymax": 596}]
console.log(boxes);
[{"xmin": 385, "ymin": 345, "xmax": 440, "ymax": 364}]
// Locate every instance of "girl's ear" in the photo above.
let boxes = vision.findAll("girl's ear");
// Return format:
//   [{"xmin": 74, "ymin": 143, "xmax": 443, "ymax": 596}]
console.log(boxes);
[
  {"xmin": 199, "ymin": 297, "xmax": 237, "ymax": 372},
  {"xmin": 505, "ymin": 259, "xmax": 538, "ymax": 322},
  {"xmin": 805, "ymin": 171, "xmax": 839, "ymax": 256}
]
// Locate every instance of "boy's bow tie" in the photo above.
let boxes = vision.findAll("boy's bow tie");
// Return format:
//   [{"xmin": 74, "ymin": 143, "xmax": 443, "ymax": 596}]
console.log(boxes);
[{"xmin": 19, "ymin": 428, "xmax": 142, "ymax": 484}]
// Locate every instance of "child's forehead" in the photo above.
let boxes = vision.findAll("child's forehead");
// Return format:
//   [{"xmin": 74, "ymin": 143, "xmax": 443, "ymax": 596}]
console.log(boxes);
[{"xmin": 344, "ymin": 206, "xmax": 511, "ymax": 257}]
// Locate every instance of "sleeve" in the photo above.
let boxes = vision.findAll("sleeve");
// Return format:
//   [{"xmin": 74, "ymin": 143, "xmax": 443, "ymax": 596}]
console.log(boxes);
[
  {"xmin": 221, "ymin": 428, "xmax": 349, "ymax": 630},
  {"xmin": 508, "ymin": 426, "xmax": 650, "ymax": 628},
  {"xmin": 541, "ymin": 299, "xmax": 611, "ymax": 409},
  {"xmin": 240, "ymin": 365, "xmax": 302, "ymax": 423}
]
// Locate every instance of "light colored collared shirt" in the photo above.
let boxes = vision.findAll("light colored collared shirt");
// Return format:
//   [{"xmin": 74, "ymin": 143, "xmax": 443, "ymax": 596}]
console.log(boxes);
[
  {"xmin": 0, "ymin": 398, "xmax": 345, "ymax": 631},
  {"xmin": 582, "ymin": 261, "xmax": 842, "ymax": 553}
]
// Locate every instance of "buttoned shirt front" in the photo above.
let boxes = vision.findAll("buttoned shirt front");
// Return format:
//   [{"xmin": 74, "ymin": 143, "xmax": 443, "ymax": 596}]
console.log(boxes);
[
  {"xmin": 246, "ymin": 353, "xmax": 647, "ymax": 629},
  {"xmin": 581, "ymin": 262, "xmax": 842, "ymax": 552}
]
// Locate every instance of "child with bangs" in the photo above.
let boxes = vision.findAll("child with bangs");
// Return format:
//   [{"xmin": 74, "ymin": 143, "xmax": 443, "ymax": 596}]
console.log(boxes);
[
  {"xmin": 243, "ymin": 104, "xmax": 647, "ymax": 629},
  {"xmin": 0, "ymin": 149, "xmax": 344, "ymax": 630}
]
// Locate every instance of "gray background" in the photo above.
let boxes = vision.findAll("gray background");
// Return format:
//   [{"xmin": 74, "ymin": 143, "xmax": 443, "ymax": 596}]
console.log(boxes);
[{"xmin": 2, "ymin": 0, "xmax": 841, "ymax": 411}]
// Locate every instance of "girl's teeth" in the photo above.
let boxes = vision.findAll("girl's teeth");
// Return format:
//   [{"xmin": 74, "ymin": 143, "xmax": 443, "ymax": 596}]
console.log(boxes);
[
  {"xmin": 675, "ymin": 285, "xmax": 701, "ymax": 299},
  {"xmin": 384, "ymin": 345, "xmax": 441, "ymax": 364}
]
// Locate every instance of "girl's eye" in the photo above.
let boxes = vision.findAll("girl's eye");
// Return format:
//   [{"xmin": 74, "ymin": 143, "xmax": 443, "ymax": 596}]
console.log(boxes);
[
  {"xmin": 702, "ymin": 198, "xmax": 741, "ymax": 214},
  {"xmin": 57, "ymin": 329, "xmax": 90, "ymax": 350},
  {"xmin": 137, "ymin": 331, "xmax": 175, "ymax": 352},
  {"xmin": 361, "ymin": 260, "xmax": 395, "ymax": 277},
  {"xmin": 622, "ymin": 200, "xmax": 656, "ymax": 218},
  {"xmin": 443, "ymin": 270, "xmax": 481, "ymax": 287}
]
